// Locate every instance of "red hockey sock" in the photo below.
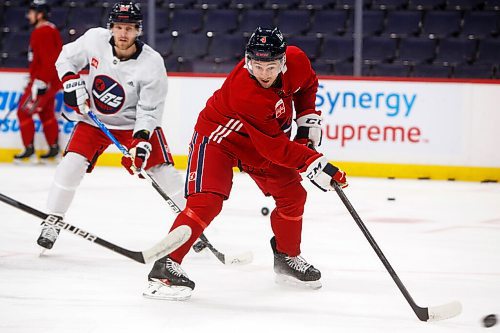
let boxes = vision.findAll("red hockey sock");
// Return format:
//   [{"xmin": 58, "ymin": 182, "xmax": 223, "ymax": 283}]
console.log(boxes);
[
  {"xmin": 168, "ymin": 192, "xmax": 224, "ymax": 263},
  {"xmin": 17, "ymin": 112, "xmax": 35, "ymax": 147},
  {"xmin": 270, "ymin": 185, "xmax": 307, "ymax": 257}
]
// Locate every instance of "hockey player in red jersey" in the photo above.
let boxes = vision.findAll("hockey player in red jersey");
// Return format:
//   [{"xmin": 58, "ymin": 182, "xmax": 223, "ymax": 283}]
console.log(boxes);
[
  {"xmin": 144, "ymin": 27, "xmax": 348, "ymax": 300},
  {"xmin": 14, "ymin": 0, "xmax": 62, "ymax": 162},
  {"xmin": 36, "ymin": 1, "xmax": 186, "ymax": 251}
]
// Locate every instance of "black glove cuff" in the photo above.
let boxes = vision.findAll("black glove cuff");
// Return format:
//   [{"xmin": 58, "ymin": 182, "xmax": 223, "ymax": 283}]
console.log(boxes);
[
  {"xmin": 323, "ymin": 163, "xmax": 339, "ymax": 177},
  {"xmin": 63, "ymin": 92, "xmax": 77, "ymax": 107},
  {"xmin": 62, "ymin": 72, "xmax": 76, "ymax": 79},
  {"xmin": 133, "ymin": 130, "xmax": 150, "ymax": 140},
  {"xmin": 295, "ymin": 126, "xmax": 309, "ymax": 140}
]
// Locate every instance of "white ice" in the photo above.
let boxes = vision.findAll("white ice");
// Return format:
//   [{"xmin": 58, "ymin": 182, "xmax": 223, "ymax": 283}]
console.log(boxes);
[{"xmin": 0, "ymin": 164, "xmax": 499, "ymax": 333}]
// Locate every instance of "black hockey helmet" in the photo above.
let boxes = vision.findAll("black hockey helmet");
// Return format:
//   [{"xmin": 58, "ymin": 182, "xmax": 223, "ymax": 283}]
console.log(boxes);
[
  {"xmin": 29, "ymin": 0, "xmax": 50, "ymax": 16},
  {"xmin": 245, "ymin": 27, "xmax": 287, "ymax": 62},
  {"xmin": 108, "ymin": 1, "xmax": 143, "ymax": 31}
]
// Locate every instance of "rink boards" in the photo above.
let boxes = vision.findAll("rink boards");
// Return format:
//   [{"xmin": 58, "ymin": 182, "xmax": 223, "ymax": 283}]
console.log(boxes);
[{"xmin": 0, "ymin": 69, "xmax": 499, "ymax": 181}]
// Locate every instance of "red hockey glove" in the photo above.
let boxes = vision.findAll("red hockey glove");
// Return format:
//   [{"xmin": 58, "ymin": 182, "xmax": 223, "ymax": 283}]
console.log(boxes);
[
  {"xmin": 121, "ymin": 131, "xmax": 152, "ymax": 176},
  {"xmin": 300, "ymin": 155, "xmax": 348, "ymax": 191},
  {"xmin": 62, "ymin": 73, "xmax": 89, "ymax": 115},
  {"xmin": 294, "ymin": 113, "xmax": 323, "ymax": 148}
]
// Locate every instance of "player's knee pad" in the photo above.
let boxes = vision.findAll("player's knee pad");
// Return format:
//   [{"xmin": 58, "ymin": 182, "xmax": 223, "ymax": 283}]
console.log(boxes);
[
  {"xmin": 47, "ymin": 152, "xmax": 89, "ymax": 216},
  {"xmin": 54, "ymin": 152, "xmax": 89, "ymax": 190},
  {"xmin": 148, "ymin": 163, "xmax": 186, "ymax": 210},
  {"xmin": 184, "ymin": 192, "xmax": 224, "ymax": 228},
  {"xmin": 148, "ymin": 163, "xmax": 183, "ymax": 191}
]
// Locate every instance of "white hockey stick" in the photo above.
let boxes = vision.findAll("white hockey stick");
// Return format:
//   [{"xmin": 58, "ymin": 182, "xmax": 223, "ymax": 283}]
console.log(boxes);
[{"xmin": 193, "ymin": 234, "xmax": 254, "ymax": 265}]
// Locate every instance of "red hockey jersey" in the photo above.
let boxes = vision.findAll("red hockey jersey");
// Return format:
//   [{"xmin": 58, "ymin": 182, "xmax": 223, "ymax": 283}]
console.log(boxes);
[
  {"xmin": 194, "ymin": 46, "xmax": 322, "ymax": 170},
  {"xmin": 28, "ymin": 22, "xmax": 62, "ymax": 87}
]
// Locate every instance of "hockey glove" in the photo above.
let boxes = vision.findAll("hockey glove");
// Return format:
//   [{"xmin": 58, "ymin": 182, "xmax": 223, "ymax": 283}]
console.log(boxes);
[
  {"xmin": 121, "ymin": 130, "xmax": 152, "ymax": 176},
  {"xmin": 18, "ymin": 86, "xmax": 40, "ymax": 115},
  {"xmin": 30, "ymin": 79, "xmax": 47, "ymax": 100},
  {"xmin": 294, "ymin": 113, "xmax": 323, "ymax": 148},
  {"xmin": 62, "ymin": 73, "xmax": 89, "ymax": 115},
  {"xmin": 300, "ymin": 155, "xmax": 348, "ymax": 191}
]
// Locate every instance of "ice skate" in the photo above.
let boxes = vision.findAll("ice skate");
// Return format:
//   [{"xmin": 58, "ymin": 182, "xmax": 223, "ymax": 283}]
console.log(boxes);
[
  {"xmin": 39, "ymin": 144, "xmax": 60, "ymax": 163},
  {"xmin": 271, "ymin": 237, "xmax": 322, "ymax": 290},
  {"xmin": 143, "ymin": 256, "xmax": 195, "ymax": 301},
  {"xmin": 13, "ymin": 145, "xmax": 37, "ymax": 164},
  {"xmin": 37, "ymin": 215, "xmax": 62, "ymax": 252}
]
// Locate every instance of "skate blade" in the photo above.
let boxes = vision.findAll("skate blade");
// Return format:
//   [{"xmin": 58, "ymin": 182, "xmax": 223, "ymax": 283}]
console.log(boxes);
[
  {"xmin": 142, "ymin": 279, "xmax": 192, "ymax": 301},
  {"xmin": 275, "ymin": 274, "xmax": 322, "ymax": 290},
  {"xmin": 39, "ymin": 156, "xmax": 61, "ymax": 165},
  {"xmin": 13, "ymin": 155, "xmax": 40, "ymax": 165},
  {"xmin": 39, "ymin": 247, "xmax": 47, "ymax": 257}
]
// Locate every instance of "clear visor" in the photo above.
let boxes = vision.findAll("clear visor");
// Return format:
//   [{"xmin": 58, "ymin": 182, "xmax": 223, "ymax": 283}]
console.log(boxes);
[{"xmin": 245, "ymin": 53, "xmax": 286, "ymax": 77}]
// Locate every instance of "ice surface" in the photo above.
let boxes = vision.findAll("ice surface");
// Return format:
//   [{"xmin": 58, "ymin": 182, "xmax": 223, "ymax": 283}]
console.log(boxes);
[{"xmin": 0, "ymin": 164, "xmax": 499, "ymax": 333}]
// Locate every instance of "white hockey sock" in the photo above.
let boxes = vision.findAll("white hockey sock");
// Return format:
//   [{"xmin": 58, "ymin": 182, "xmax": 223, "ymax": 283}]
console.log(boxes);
[
  {"xmin": 147, "ymin": 164, "xmax": 186, "ymax": 210},
  {"xmin": 46, "ymin": 152, "xmax": 89, "ymax": 216}
]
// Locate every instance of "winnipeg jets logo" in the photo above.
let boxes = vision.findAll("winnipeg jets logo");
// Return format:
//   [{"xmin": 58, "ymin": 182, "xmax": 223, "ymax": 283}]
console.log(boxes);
[
  {"xmin": 92, "ymin": 75, "xmax": 125, "ymax": 115},
  {"xmin": 275, "ymin": 99, "xmax": 285, "ymax": 118}
]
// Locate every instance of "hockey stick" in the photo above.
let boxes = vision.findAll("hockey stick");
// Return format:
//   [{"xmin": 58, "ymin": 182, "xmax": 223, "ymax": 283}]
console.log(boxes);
[
  {"xmin": 0, "ymin": 100, "xmax": 17, "ymax": 128},
  {"xmin": 0, "ymin": 192, "xmax": 191, "ymax": 264},
  {"xmin": 193, "ymin": 233, "xmax": 253, "ymax": 265},
  {"xmin": 332, "ymin": 182, "xmax": 462, "ymax": 321},
  {"xmin": 86, "ymin": 110, "xmax": 253, "ymax": 265}
]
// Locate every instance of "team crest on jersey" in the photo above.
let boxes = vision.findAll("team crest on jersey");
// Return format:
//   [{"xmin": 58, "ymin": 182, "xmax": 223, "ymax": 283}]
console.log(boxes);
[
  {"xmin": 92, "ymin": 75, "xmax": 125, "ymax": 114},
  {"xmin": 275, "ymin": 99, "xmax": 285, "ymax": 118}
]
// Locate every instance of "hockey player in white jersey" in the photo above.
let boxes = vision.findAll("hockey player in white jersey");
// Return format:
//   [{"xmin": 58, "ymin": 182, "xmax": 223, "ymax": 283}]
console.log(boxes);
[{"xmin": 37, "ymin": 1, "xmax": 186, "ymax": 251}]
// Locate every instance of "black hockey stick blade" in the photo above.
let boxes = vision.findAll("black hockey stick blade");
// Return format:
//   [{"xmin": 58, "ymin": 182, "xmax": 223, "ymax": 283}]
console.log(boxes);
[
  {"xmin": 197, "ymin": 234, "xmax": 253, "ymax": 265},
  {"xmin": 332, "ymin": 183, "xmax": 462, "ymax": 321},
  {"xmin": 0, "ymin": 192, "xmax": 191, "ymax": 264}
]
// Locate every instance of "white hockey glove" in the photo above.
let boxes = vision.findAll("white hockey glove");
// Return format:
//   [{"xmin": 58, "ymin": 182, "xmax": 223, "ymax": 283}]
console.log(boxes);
[
  {"xmin": 62, "ymin": 73, "xmax": 89, "ymax": 115},
  {"xmin": 300, "ymin": 155, "xmax": 348, "ymax": 191},
  {"xmin": 294, "ymin": 113, "xmax": 323, "ymax": 148},
  {"xmin": 31, "ymin": 79, "xmax": 47, "ymax": 100},
  {"xmin": 121, "ymin": 130, "xmax": 152, "ymax": 176}
]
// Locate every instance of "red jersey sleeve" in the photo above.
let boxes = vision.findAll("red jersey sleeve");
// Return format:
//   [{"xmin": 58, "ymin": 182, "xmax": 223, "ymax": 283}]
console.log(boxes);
[{"xmin": 233, "ymin": 88, "xmax": 320, "ymax": 170}]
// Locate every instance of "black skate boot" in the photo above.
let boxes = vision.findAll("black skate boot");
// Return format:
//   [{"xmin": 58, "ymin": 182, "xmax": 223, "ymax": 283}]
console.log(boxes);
[
  {"xmin": 271, "ymin": 236, "xmax": 322, "ymax": 289},
  {"xmin": 37, "ymin": 215, "xmax": 62, "ymax": 251},
  {"xmin": 13, "ymin": 144, "xmax": 35, "ymax": 162},
  {"xmin": 143, "ymin": 255, "xmax": 195, "ymax": 300},
  {"xmin": 40, "ymin": 144, "xmax": 60, "ymax": 160}
]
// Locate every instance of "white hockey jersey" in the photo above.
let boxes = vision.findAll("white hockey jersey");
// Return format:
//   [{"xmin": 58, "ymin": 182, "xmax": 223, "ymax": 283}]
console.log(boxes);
[{"xmin": 56, "ymin": 27, "xmax": 168, "ymax": 135}]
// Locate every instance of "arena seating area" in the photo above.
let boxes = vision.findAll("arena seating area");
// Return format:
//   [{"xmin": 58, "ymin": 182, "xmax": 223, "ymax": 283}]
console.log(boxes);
[{"xmin": 0, "ymin": 0, "xmax": 499, "ymax": 78}]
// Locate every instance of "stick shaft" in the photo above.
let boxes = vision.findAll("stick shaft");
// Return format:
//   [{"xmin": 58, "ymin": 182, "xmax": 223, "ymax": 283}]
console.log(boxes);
[
  {"xmin": 0, "ymin": 192, "xmax": 146, "ymax": 263},
  {"xmin": 87, "ymin": 111, "xmax": 228, "ymax": 262},
  {"xmin": 333, "ymin": 183, "xmax": 429, "ymax": 321}
]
